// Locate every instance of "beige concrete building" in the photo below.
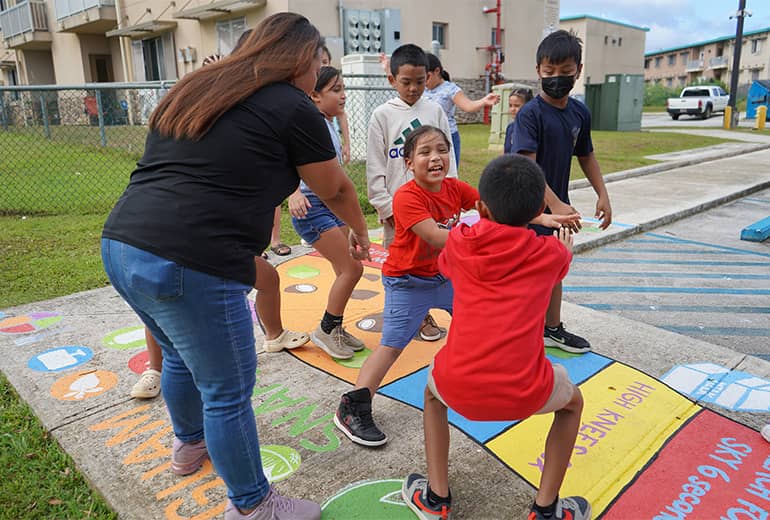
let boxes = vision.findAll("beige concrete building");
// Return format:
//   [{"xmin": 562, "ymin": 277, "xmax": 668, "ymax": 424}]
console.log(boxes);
[
  {"xmin": 559, "ymin": 14, "xmax": 648, "ymax": 97},
  {"xmin": 0, "ymin": 0, "xmax": 552, "ymax": 88},
  {"xmin": 644, "ymin": 27, "xmax": 770, "ymax": 90}
]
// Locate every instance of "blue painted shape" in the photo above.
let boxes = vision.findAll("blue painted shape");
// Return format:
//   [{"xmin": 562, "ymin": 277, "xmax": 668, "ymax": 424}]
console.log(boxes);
[
  {"xmin": 28, "ymin": 346, "xmax": 93, "ymax": 372},
  {"xmin": 740, "ymin": 216, "xmax": 770, "ymax": 242},
  {"xmin": 644, "ymin": 232, "xmax": 770, "ymax": 258},
  {"xmin": 599, "ymin": 247, "xmax": 751, "ymax": 255},
  {"xmin": 662, "ymin": 326, "xmax": 770, "ymax": 337},
  {"xmin": 580, "ymin": 303, "xmax": 770, "ymax": 314},
  {"xmin": 662, "ymin": 363, "xmax": 770, "ymax": 412},
  {"xmin": 582, "ymin": 217, "xmax": 633, "ymax": 229},
  {"xmin": 378, "ymin": 352, "xmax": 612, "ymax": 444},
  {"xmin": 564, "ymin": 286, "xmax": 770, "ymax": 295}
]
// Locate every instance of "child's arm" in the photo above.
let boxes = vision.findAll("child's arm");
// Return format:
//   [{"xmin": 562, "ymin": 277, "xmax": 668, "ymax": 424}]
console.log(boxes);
[
  {"xmin": 578, "ymin": 152, "xmax": 612, "ymax": 229},
  {"xmin": 452, "ymin": 90, "xmax": 500, "ymax": 113},
  {"xmin": 365, "ymin": 115, "xmax": 393, "ymax": 223},
  {"xmin": 411, "ymin": 218, "xmax": 450, "ymax": 249},
  {"xmin": 531, "ymin": 212, "xmax": 581, "ymax": 229},
  {"xmin": 519, "ymin": 151, "xmax": 582, "ymax": 230},
  {"xmin": 338, "ymin": 112, "xmax": 351, "ymax": 164}
]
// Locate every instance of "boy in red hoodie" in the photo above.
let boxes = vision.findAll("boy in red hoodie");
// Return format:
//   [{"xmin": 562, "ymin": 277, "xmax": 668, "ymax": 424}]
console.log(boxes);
[{"xmin": 402, "ymin": 154, "xmax": 590, "ymax": 520}]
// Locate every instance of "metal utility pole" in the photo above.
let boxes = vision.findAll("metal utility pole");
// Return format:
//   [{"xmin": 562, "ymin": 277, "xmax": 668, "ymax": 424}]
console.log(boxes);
[{"xmin": 728, "ymin": 0, "xmax": 749, "ymax": 128}]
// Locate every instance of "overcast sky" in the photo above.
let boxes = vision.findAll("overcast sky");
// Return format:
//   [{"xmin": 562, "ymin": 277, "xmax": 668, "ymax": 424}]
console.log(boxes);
[{"xmin": 560, "ymin": 0, "xmax": 770, "ymax": 53}]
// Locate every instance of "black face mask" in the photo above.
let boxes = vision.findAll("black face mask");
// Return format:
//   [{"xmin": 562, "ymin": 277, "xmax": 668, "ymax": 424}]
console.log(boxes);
[{"xmin": 541, "ymin": 75, "xmax": 575, "ymax": 99}]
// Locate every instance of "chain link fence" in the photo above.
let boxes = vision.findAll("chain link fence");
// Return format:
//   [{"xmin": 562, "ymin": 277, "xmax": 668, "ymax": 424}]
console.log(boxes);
[{"xmin": 0, "ymin": 75, "xmax": 394, "ymax": 217}]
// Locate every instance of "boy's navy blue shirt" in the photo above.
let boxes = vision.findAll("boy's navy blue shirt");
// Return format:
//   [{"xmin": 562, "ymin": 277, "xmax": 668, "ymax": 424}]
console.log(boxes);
[{"xmin": 510, "ymin": 95, "xmax": 593, "ymax": 204}]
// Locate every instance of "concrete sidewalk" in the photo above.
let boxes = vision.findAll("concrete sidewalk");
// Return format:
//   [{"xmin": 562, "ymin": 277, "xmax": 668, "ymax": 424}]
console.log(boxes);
[{"xmin": 1, "ymin": 143, "xmax": 770, "ymax": 520}]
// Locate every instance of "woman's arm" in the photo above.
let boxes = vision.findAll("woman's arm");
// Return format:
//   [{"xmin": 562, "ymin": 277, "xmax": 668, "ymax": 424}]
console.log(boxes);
[{"xmin": 297, "ymin": 159, "xmax": 370, "ymax": 259}]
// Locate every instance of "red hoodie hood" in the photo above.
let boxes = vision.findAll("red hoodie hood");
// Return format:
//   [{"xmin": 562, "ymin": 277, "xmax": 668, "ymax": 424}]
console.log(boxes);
[{"xmin": 440, "ymin": 218, "xmax": 566, "ymax": 283}]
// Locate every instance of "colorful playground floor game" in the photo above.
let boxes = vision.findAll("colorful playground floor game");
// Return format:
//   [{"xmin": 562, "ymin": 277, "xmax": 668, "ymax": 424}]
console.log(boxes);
[
  {"xmin": 275, "ymin": 247, "xmax": 770, "ymax": 518},
  {"xmin": 1, "ymin": 245, "xmax": 769, "ymax": 519}
]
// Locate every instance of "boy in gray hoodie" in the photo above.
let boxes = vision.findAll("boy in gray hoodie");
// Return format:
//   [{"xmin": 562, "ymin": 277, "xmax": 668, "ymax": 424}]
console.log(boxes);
[{"xmin": 366, "ymin": 43, "xmax": 456, "ymax": 343}]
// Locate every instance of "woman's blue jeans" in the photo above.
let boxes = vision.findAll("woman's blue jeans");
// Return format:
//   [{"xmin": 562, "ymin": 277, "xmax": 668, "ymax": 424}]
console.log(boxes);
[{"xmin": 101, "ymin": 238, "xmax": 269, "ymax": 509}]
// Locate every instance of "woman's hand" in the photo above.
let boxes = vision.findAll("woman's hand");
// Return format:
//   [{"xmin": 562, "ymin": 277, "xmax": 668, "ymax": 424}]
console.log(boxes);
[
  {"xmin": 288, "ymin": 191, "xmax": 311, "ymax": 219},
  {"xmin": 349, "ymin": 229, "xmax": 371, "ymax": 261}
]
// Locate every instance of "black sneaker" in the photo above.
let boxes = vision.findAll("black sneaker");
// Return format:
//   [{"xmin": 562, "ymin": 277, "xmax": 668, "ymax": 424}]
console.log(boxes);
[
  {"xmin": 528, "ymin": 496, "xmax": 591, "ymax": 520},
  {"xmin": 402, "ymin": 473, "xmax": 452, "ymax": 519},
  {"xmin": 544, "ymin": 322, "xmax": 592, "ymax": 354},
  {"xmin": 334, "ymin": 388, "xmax": 388, "ymax": 446}
]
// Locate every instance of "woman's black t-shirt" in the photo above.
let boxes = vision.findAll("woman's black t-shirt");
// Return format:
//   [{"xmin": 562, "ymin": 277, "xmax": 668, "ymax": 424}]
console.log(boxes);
[{"xmin": 102, "ymin": 82, "xmax": 335, "ymax": 287}]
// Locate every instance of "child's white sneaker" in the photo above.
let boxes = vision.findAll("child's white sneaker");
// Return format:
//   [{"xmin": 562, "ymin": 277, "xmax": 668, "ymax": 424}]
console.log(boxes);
[
  {"xmin": 130, "ymin": 369, "xmax": 161, "ymax": 399},
  {"xmin": 762, "ymin": 424, "xmax": 770, "ymax": 443}
]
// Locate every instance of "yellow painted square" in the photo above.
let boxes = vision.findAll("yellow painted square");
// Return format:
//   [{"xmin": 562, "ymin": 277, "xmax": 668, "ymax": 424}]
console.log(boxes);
[{"xmin": 486, "ymin": 363, "xmax": 701, "ymax": 516}]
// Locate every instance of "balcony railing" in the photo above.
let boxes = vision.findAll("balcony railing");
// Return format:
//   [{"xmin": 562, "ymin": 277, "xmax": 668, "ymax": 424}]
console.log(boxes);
[
  {"xmin": 0, "ymin": 0, "xmax": 49, "ymax": 39},
  {"xmin": 709, "ymin": 56, "xmax": 729, "ymax": 69},
  {"xmin": 685, "ymin": 59, "xmax": 704, "ymax": 72},
  {"xmin": 54, "ymin": 0, "xmax": 115, "ymax": 21}
]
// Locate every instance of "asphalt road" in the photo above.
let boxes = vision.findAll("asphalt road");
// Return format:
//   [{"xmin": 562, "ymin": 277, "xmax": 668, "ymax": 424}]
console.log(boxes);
[
  {"xmin": 564, "ymin": 188, "xmax": 770, "ymax": 361},
  {"xmin": 642, "ymin": 110, "xmax": 752, "ymax": 128}
]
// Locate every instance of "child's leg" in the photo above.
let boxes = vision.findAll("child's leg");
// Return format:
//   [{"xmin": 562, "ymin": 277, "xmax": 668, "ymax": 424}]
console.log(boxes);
[
  {"xmin": 354, "ymin": 344, "xmax": 402, "ymax": 397},
  {"xmin": 536, "ymin": 383, "xmax": 583, "ymax": 506},
  {"xmin": 424, "ymin": 385, "xmax": 450, "ymax": 497},
  {"xmin": 312, "ymin": 226, "xmax": 363, "ymax": 316},
  {"xmin": 545, "ymin": 281, "xmax": 562, "ymax": 328},
  {"xmin": 145, "ymin": 327, "xmax": 163, "ymax": 371},
  {"xmin": 253, "ymin": 256, "xmax": 283, "ymax": 340}
]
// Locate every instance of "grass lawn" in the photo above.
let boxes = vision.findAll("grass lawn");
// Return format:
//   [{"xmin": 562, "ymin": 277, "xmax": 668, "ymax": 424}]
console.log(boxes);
[{"xmin": 0, "ymin": 122, "xmax": 740, "ymax": 517}]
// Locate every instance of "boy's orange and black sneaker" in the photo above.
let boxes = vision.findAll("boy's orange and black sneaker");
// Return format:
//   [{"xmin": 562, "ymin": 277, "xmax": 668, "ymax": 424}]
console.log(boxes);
[
  {"xmin": 528, "ymin": 496, "xmax": 592, "ymax": 520},
  {"xmin": 402, "ymin": 473, "xmax": 451, "ymax": 520}
]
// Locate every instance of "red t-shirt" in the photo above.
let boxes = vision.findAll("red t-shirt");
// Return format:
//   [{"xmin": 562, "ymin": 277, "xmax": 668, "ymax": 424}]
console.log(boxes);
[
  {"xmin": 432, "ymin": 218, "xmax": 572, "ymax": 421},
  {"xmin": 383, "ymin": 178, "xmax": 478, "ymax": 278}
]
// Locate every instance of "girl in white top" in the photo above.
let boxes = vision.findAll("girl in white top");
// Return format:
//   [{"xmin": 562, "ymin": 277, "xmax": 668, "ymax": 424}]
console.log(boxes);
[{"xmin": 424, "ymin": 53, "xmax": 500, "ymax": 166}]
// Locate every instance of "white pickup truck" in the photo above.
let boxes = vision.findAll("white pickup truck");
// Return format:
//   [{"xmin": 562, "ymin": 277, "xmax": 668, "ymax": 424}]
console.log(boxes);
[{"xmin": 666, "ymin": 86, "xmax": 729, "ymax": 120}]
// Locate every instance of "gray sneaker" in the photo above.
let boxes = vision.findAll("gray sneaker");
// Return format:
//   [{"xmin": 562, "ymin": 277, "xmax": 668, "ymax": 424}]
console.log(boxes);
[
  {"xmin": 311, "ymin": 325, "xmax": 355, "ymax": 359},
  {"xmin": 224, "ymin": 487, "xmax": 321, "ymax": 520},
  {"xmin": 341, "ymin": 327, "xmax": 365, "ymax": 351}
]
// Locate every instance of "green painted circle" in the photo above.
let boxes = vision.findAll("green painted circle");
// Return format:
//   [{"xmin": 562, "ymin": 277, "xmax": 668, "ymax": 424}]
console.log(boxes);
[
  {"xmin": 545, "ymin": 346, "xmax": 583, "ymax": 359},
  {"xmin": 102, "ymin": 325, "xmax": 146, "ymax": 350},
  {"xmin": 260, "ymin": 445, "xmax": 301, "ymax": 483},
  {"xmin": 287, "ymin": 265, "xmax": 321, "ymax": 279},
  {"xmin": 335, "ymin": 348, "xmax": 372, "ymax": 369},
  {"xmin": 322, "ymin": 479, "xmax": 413, "ymax": 519}
]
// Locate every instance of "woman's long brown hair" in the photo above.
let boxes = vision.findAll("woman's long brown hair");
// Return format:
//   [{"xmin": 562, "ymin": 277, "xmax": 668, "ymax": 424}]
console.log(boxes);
[{"xmin": 149, "ymin": 12, "xmax": 322, "ymax": 140}]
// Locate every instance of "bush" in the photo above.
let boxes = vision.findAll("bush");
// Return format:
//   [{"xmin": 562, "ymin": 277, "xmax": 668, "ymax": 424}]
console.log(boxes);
[{"xmin": 644, "ymin": 83, "xmax": 680, "ymax": 107}]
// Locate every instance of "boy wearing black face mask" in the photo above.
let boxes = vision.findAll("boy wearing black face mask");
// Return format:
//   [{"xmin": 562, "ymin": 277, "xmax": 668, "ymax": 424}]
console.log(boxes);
[{"xmin": 510, "ymin": 29, "xmax": 612, "ymax": 357}]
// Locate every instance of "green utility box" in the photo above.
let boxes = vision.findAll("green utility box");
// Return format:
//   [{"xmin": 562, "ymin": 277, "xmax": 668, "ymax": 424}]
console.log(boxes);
[
  {"xmin": 584, "ymin": 73, "xmax": 643, "ymax": 131},
  {"xmin": 488, "ymin": 82, "xmax": 533, "ymax": 150}
]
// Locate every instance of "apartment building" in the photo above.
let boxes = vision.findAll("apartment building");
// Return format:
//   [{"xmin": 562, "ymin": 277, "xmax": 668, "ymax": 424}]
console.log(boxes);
[
  {"xmin": 644, "ymin": 27, "xmax": 770, "ymax": 90},
  {"xmin": 0, "ymin": 0, "xmax": 551, "ymax": 89},
  {"xmin": 559, "ymin": 14, "xmax": 647, "ymax": 96}
]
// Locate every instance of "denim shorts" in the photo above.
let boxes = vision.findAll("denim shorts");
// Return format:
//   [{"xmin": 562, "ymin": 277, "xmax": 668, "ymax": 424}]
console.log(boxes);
[
  {"xmin": 381, "ymin": 274, "xmax": 453, "ymax": 349},
  {"xmin": 291, "ymin": 194, "xmax": 344, "ymax": 245}
]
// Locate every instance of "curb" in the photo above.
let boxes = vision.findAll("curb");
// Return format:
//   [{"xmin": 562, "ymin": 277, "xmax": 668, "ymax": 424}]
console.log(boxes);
[{"xmin": 568, "ymin": 142, "xmax": 770, "ymax": 190}]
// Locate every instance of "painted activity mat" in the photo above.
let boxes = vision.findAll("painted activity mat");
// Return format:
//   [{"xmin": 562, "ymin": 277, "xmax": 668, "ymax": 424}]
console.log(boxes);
[
  {"xmin": 275, "ymin": 246, "xmax": 770, "ymax": 519},
  {"xmin": 2, "ymin": 244, "xmax": 770, "ymax": 519}
]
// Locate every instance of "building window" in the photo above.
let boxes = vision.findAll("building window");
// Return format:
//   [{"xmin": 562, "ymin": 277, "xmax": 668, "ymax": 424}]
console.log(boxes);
[
  {"xmin": 678, "ymin": 75, "xmax": 687, "ymax": 86},
  {"xmin": 752, "ymin": 68, "xmax": 760, "ymax": 81},
  {"xmin": 751, "ymin": 39, "xmax": 762, "ymax": 54},
  {"xmin": 432, "ymin": 22, "xmax": 447, "ymax": 49},
  {"xmin": 644, "ymin": 58, "xmax": 650, "ymax": 69},
  {"xmin": 131, "ymin": 32, "xmax": 177, "ymax": 81},
  {"xmin": 655, "ymin": 56, "xmax": 662, "ymax": 68},
  {"xmin": 680, "ymin": 52, "xmax": 689, "ymax": 62},
  {"xmin": 618, "ymin": 37, "xmax": 622, "ymax": 46},
  {"xmin": 604, "ymin": 35, "xmax": 608, "ymax": 45},
  {"xmin": 490, "ymin": 28, "xmax": 504, "ymax": 47},
  {"xmin": 668, "ymin": 54, "xmax": 676, "ymax": 66},
  {"xmin": 216, "ymin": 17, "xmax": 247, "ymax": 56},
  {"xmin": 666, "ymin": 78, "xmax": 673, "ymax": 87}
]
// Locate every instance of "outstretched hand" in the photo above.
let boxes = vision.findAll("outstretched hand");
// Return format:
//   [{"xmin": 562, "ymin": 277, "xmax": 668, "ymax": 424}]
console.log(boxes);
[
  {"xmin": 538, "ymin": 212, "xmax": 582, "ymax": 231},
  {"xmin": 554, "ymin": 227, "xmax": 574, "ymax": 253}
]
